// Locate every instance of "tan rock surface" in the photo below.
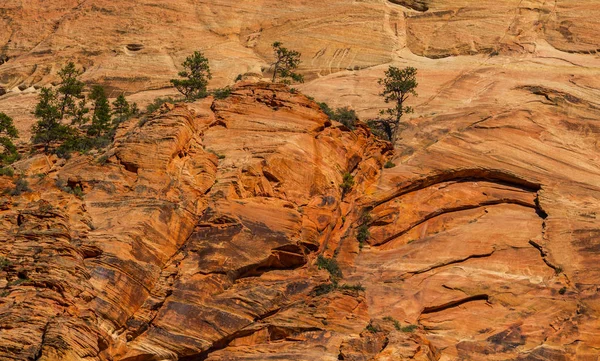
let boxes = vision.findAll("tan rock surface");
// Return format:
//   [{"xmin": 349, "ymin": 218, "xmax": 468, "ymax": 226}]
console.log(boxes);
[{"xmin": 0, "ymin": 0, "xmax": 599, "ymax": 360}]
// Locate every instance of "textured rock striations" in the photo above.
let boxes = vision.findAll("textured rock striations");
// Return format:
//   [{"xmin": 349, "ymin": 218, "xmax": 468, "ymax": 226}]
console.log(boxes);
[
  {"xmin": 1, "ymin": 80, "xmax": 599, "ymax": 360},
  {"xmin": 1, "ymin": 0, "xmax": 600, "ymax": 360}
]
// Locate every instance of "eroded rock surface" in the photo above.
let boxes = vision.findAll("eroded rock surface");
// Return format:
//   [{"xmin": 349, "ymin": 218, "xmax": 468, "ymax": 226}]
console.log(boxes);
[
  {"xmin": 1, "ymin": 81, "xmax": 599, "ymax": 360},
  {"xmin": 1, "ymin": 0, "xmax": 600, "ymax": 360}
]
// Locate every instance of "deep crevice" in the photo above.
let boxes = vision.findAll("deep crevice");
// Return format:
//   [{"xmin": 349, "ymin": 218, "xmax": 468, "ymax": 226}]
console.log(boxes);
[
  {"xmin": 421, "ymin": 294, "xmax": 489, "ymax": 314},
  {"xmin": 408, "ymin": 250, "xmax": 496, "ymax": 277}
]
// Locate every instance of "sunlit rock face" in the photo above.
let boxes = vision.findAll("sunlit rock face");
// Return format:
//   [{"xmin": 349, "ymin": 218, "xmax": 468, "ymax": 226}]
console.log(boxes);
[{"xmin": 1, "ymin": 0, "xmax": 600, "ymax": 360}]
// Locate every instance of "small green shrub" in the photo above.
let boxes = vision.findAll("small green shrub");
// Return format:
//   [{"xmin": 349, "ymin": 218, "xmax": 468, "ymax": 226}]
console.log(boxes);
[
  {"xmin": 333, "ymin": 107, "xmax": 358, "ymax": 129},
  {"xmin": 56, "ymin": 179, "xmax": 84, "ymax": 198},
  {"xmin": 316, "ymin": 255, "xmax": 343, "ymax": 280},
  {"xmin": 555, "ymin": 266, "xmax": 563, "ymax": 275},
  {"xmin": 317, "ymin": 102, "xmax": 334, "ymax": 118},
  {"xmin": 97, "ymin": 154, "xmax": 109, "ymax": 165},
  {"xmin": 0, "ymin": 167, "xmax": 14, "ymax": 177},
  {"xmin": 317, "ymin": 102, "xmax": 359, "ymax": 129},
  {"xmin": 72, "ymin": 184, "xmax": 84, "ymax": 198},
  {"xmin": 0, "ymin": 256, "xmax": 11, "ymax": 271},
  {"xmin": 212, "ymin": 87, "xmax": 232, "ymax": 100},
  {"xmin": 6, "ymin": 177, "xmax": 30, "ymax": 196},
  {"xmin": 146, "ymin": 96, "xmax": 177, "ymax": 114},
  {"xmin": 313, "ymin": 282, "xmax": 336, "ymax": 296},
  {"xmin": 401, "ymin": 324, "xmax": 417, "ymax": 333},
  {"xmin": 340, "ymin": 172, "xmax": 354, "ymax": 195},
  {"xmin": 384, "ymin": 160, "xmax": 396, "ymax": 168},
  {"xmin": 383, "ymin": 316, "xmax": 401, "ymax": 331},
  {"xmin": 366, "ymin": 323, "xmax": 379, "ymax": 333},
  {"xmin": 357, "ymin": 225, "xmax": 370, "ymax": 243},
  {"xmin": 559, "ymin": 287, "xmax": 567, "ymax": 295},
  {"xmin": 235, "ymin": 74, "xmax": 243, "ymax": 82}
]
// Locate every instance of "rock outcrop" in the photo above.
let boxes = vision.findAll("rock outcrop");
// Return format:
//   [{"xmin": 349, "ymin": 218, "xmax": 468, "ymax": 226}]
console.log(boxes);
[{"xmin": 1, "ymin": 81, "xmax": 599, "ymax": 360}]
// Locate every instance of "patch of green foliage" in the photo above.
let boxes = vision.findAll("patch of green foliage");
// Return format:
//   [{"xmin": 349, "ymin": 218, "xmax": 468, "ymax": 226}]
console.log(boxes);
[
  {"xmin": 316, "ymin": 255, "xmax": 343, "ymax": 280},
  {"xmin": 145, "ymin": 97, "xmax": 177, "ymax": 114},
  {"xmin": 317, "ymin": 102, "xmax": 359, "ymax": 129},
  {"xmin": 112, "ymin": 94, "xmax": 139, "ymax": 124},
  {"xmin": 212, "ymin": 87, "xmax": 232, "ymax": 100},
  {"xmin": 401, "ymin": 324, "xmax": 417, "ymax": 333},
  {"xmin": 332, "ymin": 107, "xmax": 359, "ymax": 129},
  {"xmin": 5, "ymin": 176, "xmax": 30, "ymax": 196},
  {"xmin": 71, "ymin": 184, "xmax": 84, "ymax": 198},
  {"xmin": 340, "ymin": 172, "xmax": 354, "ymax": 196},
  {"xmin": 384, "ymin": 160, "xmax": 396, "ymax": 168},
  {"xmin": 55, "ymin": 178, "xmax": 84, "ymax": 198},
  {"xmin": 559, "ymin": 287, "xmax": 567, "ymax": 295},
  {"xmin": 0, "ymin": 256, "xmax": 11, "ymax": 271},
  {"xmin": 0, "ymin": 112, "xmax": 20, "ymax": 166},
  {"xmin": 0, "ymin": 167, "xmax": 14, "ymax": 177},
  {"xmin": 97, "ymin": 154, "xmax": 109, "ymax": 165},
  {"xmin": 366, "ymin": 323, "xmax": 380, "ymax": 333},
  {"xmin": 383, "ymin": 316, "xmax": 402, "ymax": 331},
  {"xmin": 357, "ymin": 225, "xmax": 370, "ymax": 244},
  {"xmin": 313, "ymin": 282, "xmax": 336, "ymax": 296}
]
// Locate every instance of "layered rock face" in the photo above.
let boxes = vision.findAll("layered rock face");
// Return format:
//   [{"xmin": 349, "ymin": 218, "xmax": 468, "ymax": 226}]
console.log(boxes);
[
  {"xmin": 1, "ymin": 0, "xmax": 600, "ymax": 360},
  {"xmin": 1, "ymin": 81, "xmax": 599, "ymax": 360}
]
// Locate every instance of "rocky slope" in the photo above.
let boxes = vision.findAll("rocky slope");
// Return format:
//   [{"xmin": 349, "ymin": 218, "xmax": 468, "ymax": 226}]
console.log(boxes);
[{"xmin": 1, "ymin": 0, "xmax": 600, "ymax": 360}]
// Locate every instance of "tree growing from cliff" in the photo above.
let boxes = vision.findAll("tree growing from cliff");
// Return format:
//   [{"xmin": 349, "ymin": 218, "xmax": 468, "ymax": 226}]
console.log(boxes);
[
  {"xmin": 171, "ymin": 51, "xmax": 212, "ymax": 101},
  {"xmin": 369, "ymin": 66, "xmax": 418, "ymax": 143},
  {"xmin": 0, "ymin": 113, "xmax": 19, "ymax": 165},
  {"xmin": 87, "ymin": 85, "xmax": 112, "ymax": 136},
  {"xmin": 32, "ymin": 88, "xmax": 74, "ymax": 152},
  {"xmin": 57, "ymin": 62, "xmax": 86, "ymax": 120},
  {"xmin": 271, "ymin": 42, "xmax": 304, "ymax": 84}
]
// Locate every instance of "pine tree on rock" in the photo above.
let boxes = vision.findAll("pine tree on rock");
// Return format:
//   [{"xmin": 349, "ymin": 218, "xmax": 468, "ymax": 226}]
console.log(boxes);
[
  {"xmin": 171, "ymin": 51, "xmax": 211, "ymax": 101},
  {"xmin": 369, "ymin": 66, "xmax": 418, "ymax": 143},
  {"xmin": 88, "ymin": 85, "xmax": 112, "ymax": 136},
  {"xmin": 112, "ymin": 94, "xmax": 132, "ymax": 124},
  {"xmin": 57, "ymin": 62, "xmax": 86, "ymax": 119},
  {"xmin": 271, "ymin": 42, "xmax": 304, "ymax": 84},
  {"xmin": 32, "ymin": 88, "xmax": 73, "ymax": 152},
  {"xmin": 0, "ymin": 112, "xmax": 19, "ymax": 165}
]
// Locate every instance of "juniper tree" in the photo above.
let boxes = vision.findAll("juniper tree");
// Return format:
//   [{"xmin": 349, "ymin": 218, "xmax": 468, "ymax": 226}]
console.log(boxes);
[
  {"xmin": 271, "ymin": 42, "xmax": 304, "ymax": 84},
  {"xmin": 369, "ymin": 66, "xmax": 418, "ymax": 143},
  {"xmin": 0, "ymin": 113, "xmax": 19, "ymax": 165},
  {"xmin": 171, "ymin": 51, "xmax": 211, "ymax": 101}
]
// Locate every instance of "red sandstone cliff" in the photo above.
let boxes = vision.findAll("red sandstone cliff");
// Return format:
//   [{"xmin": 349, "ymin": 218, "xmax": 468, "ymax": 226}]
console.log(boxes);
[
  {"xmin": 1, "ymin": 82, "xmax": 599, "ymax": 360},
  {"xmin": 1, "ymin": 1, "xmax": 600, "ymax": 360}
]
